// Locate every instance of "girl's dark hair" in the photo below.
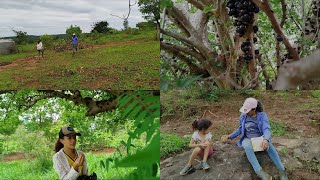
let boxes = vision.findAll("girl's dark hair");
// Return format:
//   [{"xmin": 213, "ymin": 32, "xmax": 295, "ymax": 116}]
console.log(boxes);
[
  {"xmin": 55, "ymin": 129, "xmax": 65, "ymax": 152},
  {"xmin": 192, "ymin": 119, "xmax": 212, "ymax": 131},
  {"xmin": 38, "ymin": 39, "xmax": 41, "ymax": 43},
  {"xmin": 256, "ymin": 101, "xmax": 264, "ymax": 112}
]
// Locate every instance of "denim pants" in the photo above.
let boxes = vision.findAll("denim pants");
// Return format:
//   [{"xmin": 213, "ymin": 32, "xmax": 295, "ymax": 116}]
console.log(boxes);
[{"xmin": 242, "ymin": 138, "xmax": 285, "ymax": 173}]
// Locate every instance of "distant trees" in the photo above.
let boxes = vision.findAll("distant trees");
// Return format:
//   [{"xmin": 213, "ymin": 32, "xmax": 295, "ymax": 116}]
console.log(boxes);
[
  {"xmin": 12, "ymin": 30, "xmax": 28, "ymax": 44},
  {"xmin": 91, "ymin": 21, "xmax": 111, "ymax": 33},
  {"xmin": 66, "ymin": 25, "xmax": 82, "ymax": 37}
]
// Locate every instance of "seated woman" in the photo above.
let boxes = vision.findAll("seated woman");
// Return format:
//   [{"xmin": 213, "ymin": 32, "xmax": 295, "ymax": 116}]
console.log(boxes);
[
  {"xmin": 53, "ymin": 126, "xmax": 88, "ymax": 180},
  {"xmin": 222, "ymin": 98, "xmax": 288, "ymax": 180}
]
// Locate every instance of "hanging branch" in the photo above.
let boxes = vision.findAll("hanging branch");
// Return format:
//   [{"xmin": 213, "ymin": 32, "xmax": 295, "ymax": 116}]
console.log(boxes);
[{"xmin": 252, "ymin": 0, "xmax": 300, "ymax": 61}]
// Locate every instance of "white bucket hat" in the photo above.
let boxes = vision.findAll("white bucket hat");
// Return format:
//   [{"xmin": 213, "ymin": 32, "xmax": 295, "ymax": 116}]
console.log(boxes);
[{"xmin": 239, "ymin": 97, "xmax": 258, "ymax": 114}]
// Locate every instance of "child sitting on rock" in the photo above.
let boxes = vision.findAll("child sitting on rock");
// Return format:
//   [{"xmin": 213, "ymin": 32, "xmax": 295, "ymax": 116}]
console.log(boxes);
[{"xmin": 179, "ymin": 119, "xmax": 214, "ymax": 175}]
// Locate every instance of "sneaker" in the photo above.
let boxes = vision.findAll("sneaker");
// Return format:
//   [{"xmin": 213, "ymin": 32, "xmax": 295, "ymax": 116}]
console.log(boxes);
[
  {"xmin": 201, "ymin": 161, "xmax": 210, "ymax": 170},
  {"xmin": 257, "ymin": 170, "xmax": 272, "ymax": 180},
  {"xmin": 279, "ymin": 169, "xmax": 288, "ymax": 180},
  {"xmin": 179, "ymin": 165, "xmax": 193, "ymax": 175}
]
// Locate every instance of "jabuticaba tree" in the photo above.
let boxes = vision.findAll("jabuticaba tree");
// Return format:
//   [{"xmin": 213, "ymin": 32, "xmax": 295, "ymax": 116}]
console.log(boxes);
[{"xmin": 160, "ymin": 0, "xmax": 320, "ymax": 90}]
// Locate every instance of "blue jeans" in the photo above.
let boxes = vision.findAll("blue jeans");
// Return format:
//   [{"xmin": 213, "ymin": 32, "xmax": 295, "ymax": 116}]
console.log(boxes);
[{"xmin": 242, "ymin": 138, "xmax": 285, "ymax": 173}]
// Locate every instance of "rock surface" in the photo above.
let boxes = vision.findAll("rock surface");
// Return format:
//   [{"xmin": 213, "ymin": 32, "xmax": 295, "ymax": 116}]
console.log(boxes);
[{"xmin": 160, "ymin": 137, "xmax": 320, "ymax": 180}]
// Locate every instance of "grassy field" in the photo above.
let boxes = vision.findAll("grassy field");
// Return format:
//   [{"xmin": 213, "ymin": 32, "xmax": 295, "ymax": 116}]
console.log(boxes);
[
  {"xmin": 0, "ymin": 30, "xmax": 159, "ymax": 89},
  {"xmin": 0, "ymin": 152, "xmax": 135, "ymax": 180}
]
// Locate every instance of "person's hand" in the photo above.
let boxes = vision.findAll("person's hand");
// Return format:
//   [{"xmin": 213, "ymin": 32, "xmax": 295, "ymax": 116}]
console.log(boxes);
[
  {"xmin": 73, "ymin": 153, "xmax": 85, "ymax": 172},
  {"xmin": 221, "ymin": 135, "xmax": 230, "ymax": 143},
  {"xmin": 198, "ymin": 142, "xmax": 209, "ymax": 149},
  {"xmin": 261, "ymin": 139, "xmax": 269, "ymax": 151}
]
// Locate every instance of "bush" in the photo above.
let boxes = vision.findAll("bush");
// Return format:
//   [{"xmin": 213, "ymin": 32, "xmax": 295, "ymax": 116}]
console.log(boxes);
[
  {"xmin": 136, "ymin": 22, "xmax": 156, "ymax": 30},
  {"xmin": 160, "ymin": 133, "xmax": 189, "ymax": 158},
  {"xmin": 11, "ymin": 125, "xmax": 53, "ymax": 172},
  {"xmin": 123, "ymin": 28, "xmax": 141, "ymax": 35},
  {"xmin": 40, "ymin": 34, "xmax": 55, "ymax": 49},
  {"xmin": 311, "ymin": 90, "xmax": 320, "ymax": 98}
]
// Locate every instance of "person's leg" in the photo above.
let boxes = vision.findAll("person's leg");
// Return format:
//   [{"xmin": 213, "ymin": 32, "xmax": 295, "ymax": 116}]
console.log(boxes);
[
  {"xmin": 242, "ymin": 138, "xmax": 262, "ymax": 173},
  {"xmin": 187, "ymin": 147, "xmax": 201, "ymax": 166},
  {"xmin": 267, "ymin": 142, "xmax": 285, "ymax": 171},
  {"xmin": 38, "ymin": 50, "xmax": 40, "ymax": 60},
  {"xmin": 41, "ymin": 50, "xmax": 44, "ymax": 58}
]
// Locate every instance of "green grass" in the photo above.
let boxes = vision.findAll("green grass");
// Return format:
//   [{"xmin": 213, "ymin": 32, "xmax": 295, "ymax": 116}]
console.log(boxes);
[
  {"xmin": 0, "ymin": 152, "xmax": 135, "ymax": 180},
  {"xmin": 269, "ymin": 119, "xmax": 287, "ymax": 136},
  {"xmin": 310, "ymin": 90, "xmax": 320, "ymax": 98},
  {"xmin": 160, "ymin": 133, "xmax": 189, "ymax": 158},
  {"xmin": 0, "ymin": 30, "xmax": 159, "ymax": 89}
]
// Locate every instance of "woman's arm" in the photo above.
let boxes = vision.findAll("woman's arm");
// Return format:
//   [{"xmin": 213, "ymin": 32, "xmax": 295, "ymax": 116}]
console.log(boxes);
[
  {"xmin": 261, "ymin": 112, "xmax": 271, "ymax": 141},
  {"xmin": 229, "ymin": 115, "xmax": 244, "ymax": 139}
]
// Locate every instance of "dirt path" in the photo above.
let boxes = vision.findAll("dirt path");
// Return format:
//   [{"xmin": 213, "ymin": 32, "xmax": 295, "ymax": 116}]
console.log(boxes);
[
  {"xmin": 0, "ymin": 152, "xmax": 25, "ymax": 162},
  {"xmin": 0, "ymin": 148, "xmax": 115, "ymax": 162}
]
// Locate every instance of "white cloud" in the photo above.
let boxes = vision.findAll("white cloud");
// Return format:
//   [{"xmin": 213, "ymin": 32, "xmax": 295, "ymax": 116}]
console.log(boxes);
[{"xmin": 0, "ymin": 0, "xmax": 145, "ymax": 37}]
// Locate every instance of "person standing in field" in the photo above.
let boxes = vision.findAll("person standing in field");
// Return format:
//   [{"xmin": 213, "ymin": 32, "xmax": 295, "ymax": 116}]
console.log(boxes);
[
  {"xmin": 71, "ymin": 33, "xmax": 79, "ymax": 57},
  {"xmin": 36, "ymin": 39, "xmax": 44, "ymax": 60}
]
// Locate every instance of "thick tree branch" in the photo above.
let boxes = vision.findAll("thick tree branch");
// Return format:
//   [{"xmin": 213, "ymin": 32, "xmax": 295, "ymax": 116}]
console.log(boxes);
[
  {"xmin": 252, "ymin": 0, "xmax": 300, "ymax": 61},
  {"xmin": 160, "ymin": 41, "xmax": 206, "ymax": 62},
  {"xmin": 275, "ymin": 50, "xmax": 320, "ymax": 89},
  {"xmin": 161, "ymin": 43, "xmax": 210, "ymax": 76}
]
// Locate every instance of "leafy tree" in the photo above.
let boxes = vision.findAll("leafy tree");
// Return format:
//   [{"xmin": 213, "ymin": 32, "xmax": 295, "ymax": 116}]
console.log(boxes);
[
  {"xmin": 66, "ymin": 25, "xmax": 82, "ymax": 37},
  {"xmin": 91, "ymin": 21, "xmax": 111, "ymax": 33},
  {"xmin": 40, "ymin": 34, "xmax": 55, "ymax": 49},
  {"xmin": 138, "ymin": 0, "xmax": 160, "ymax": 28},
  {"xmin": 12, "ymin": 30, "xmax": 28, "ymax": 44},
  {"xmin": 160, "ymin": 0, "xmax": 320, "ymax": 90}
]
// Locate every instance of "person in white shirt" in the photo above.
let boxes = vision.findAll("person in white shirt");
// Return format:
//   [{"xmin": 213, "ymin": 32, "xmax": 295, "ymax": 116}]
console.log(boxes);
[
  {"xmin": 179, "ymin": 119, "xmax": 214, "ymax": 175},
  {"xmin": 36, "ymin": 40, "xmax": 44, "ymax": 60}
]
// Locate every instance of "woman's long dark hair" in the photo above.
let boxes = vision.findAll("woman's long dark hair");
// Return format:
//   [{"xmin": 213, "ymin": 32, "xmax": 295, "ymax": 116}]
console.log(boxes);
[
  {"xmin": 55, "ymin": 130, "xmax": 65, "ymax": 153},
  {"xmin": 256, "ymin": 101, "xmax": 264, "ymax": 112},
  {"xmin": 55, "ymin": 139, "xmax": 64, "ymax": 153}
]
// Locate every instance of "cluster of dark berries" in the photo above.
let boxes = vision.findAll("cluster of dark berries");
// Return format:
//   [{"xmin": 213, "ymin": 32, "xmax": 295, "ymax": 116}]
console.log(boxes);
[
  {"xmin": 226, "ymin": 0, "xmax": 260, "ymax": 37},
  {"xmin": 227, "ymin": 0, "xmax": 260, "ymax": 63},
  {"xmin": 240, "ymin": 39, "xmax": 260, "ymax": 63}
]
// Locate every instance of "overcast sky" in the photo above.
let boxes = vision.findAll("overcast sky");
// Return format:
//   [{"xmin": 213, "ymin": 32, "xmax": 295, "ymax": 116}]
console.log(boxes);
[{"xmin": 0, "ymin": 0, "xmax": 145, "ymax": 37}]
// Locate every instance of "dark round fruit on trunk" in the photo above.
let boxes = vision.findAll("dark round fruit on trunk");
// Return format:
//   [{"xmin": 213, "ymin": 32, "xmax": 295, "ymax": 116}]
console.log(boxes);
[
  {"xmin": 253, "ymin": 26, "xmax": 259, "ymax": 33},
  {"xmin": 244, "ymin": 54, "xmax": 251, "ymax": 60},
  {"xmin": 253, "ymin": 37, "xmax": 258, "ymax": 43},
  {"xmin": 254, "ymin": 7, "xmax": 260, "ymax": 13},
  {"xmin": 255, "ymin": 49, "xmax": 259, "ymax": 54},
  {"xmin": 276, "ymin": 35, "xmax": 283, "ymax": 41},
  {"xmin": 160, "ymin": 37, "xmax": 163, "ymax": 41}
]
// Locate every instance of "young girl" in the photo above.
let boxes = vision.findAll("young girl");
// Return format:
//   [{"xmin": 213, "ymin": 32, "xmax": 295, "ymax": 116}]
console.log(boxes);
[
  {"xmin": 53, "ymin": 126, "xmax": 88, "ymax": 180},
  {"xmin": 222, "ymin": 97, "xmax": 288, "ymax": 180},
  {"xmin": 36, "ymin": 40, "xmax": 44, "ymax": 60},
  {"xmin": 180, "ymin": 119, "xmax": 214, "ymax": 175}
]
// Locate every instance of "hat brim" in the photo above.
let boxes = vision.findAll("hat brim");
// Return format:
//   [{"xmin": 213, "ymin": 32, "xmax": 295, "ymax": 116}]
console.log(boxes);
[
  {"xmin": 66, "ymin": 132, "xmax": 81, "ymax": 137},
  {"xmin": 239, "ymin": 106, "xmax": 250, "ymax": 114}
]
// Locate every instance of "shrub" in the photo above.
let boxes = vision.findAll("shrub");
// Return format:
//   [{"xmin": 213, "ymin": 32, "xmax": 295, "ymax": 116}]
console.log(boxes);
[
  {"xmin": 40, "ymin": 34, "xmax": 55, "ymax": 49},
  {"xmin": 11, "ymin": 125, "xmax": 53, "ymax": 172},
  {"xmin": 160, "ymin": 133, "xmax": 189, "ymax": 158},
  {"xmin": 136, "ymin": 22, "xmax": 156, "ymax": 30}
]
